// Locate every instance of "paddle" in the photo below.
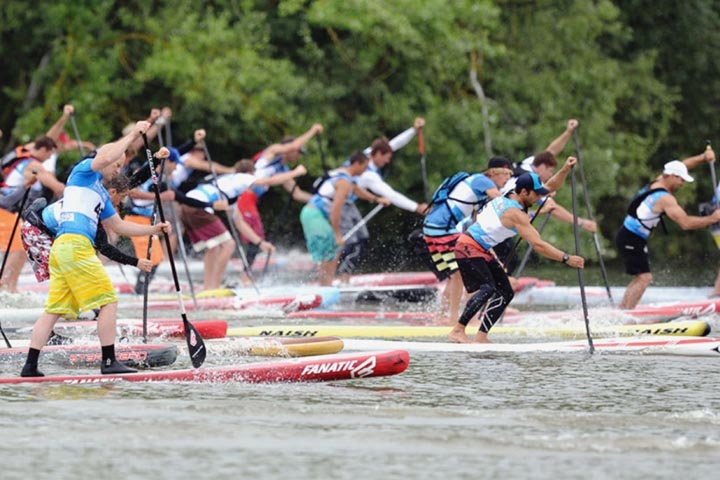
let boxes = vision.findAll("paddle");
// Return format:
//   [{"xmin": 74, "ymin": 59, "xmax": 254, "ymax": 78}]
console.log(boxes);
[
  {"xmin": 707, "ymin": 140, "xmax": 718, "ymax": 209},
  {"xmin": 142, "ymin": 134, "xmax": 206, "ymax": 368},
  {"xmin": 573, "ymin": 129, "xmax": 613, "ymax": 305},
  {"xmin": 68, "ymin": 113, "xmax": 86, "ymax": 157},
  {"xmin": 418, "ymin": 127, "xmax": 429, "ymax": 202},
  {"xmin": 201, "ymin": 140, "xmax": 261, "ymax": 294},
  {"xmin": 342, "ymin": 204, "xmax": 384, "ymax": 242},
  {"xmin": 570, "ymin": 163, "xmax": 594, "ymax": 354}
]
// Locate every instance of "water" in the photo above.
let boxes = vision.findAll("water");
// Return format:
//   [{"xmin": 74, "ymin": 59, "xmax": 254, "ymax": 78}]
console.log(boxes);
[
  {"xmin": 1, "ymin": 346, "xmax": 719, "ymax": 479},
  {"xmin": 2, "ymin": 274, "xmax": 720, "ymax": 479}
]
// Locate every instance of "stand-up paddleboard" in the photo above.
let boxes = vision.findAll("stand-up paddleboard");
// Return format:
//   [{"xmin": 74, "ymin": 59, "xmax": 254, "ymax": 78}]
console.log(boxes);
[
  {"xmin": 178, "ymin": 336, "xmax": 344, "ymax": 358},
  {"xmin": 0, "ymin": 349, "xmax": 410, "ymax": 385},
  {"xmin": 342, "ymin": 337, "xmax": 720, "ymax": 357},
  {"xmin": 5, "ymin": 319, "xmax": 228, "ymax": 340},
  {"xmin": 514, "ymin": 285, "xmax": 713, "ymax": 306},
  {"xmin": 0, "ymin": 343, "xmax": 177, "ymax": 368},
  {"xmin": 120, "ymin": 292, "xmax": 323, "ymax": 312},
  {"xmin": 227, "ymin": 320, "xmax": 711, "ymax": 340},
  {"xmin": 288, "ymin": 310, "xmax": 437, "ymax": 321}
]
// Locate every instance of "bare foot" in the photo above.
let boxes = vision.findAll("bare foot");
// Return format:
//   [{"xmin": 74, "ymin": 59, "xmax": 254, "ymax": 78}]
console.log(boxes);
[
  {"xmin": 472, "ymin": 331, "xmax": 492, "ymax": 343},
  {"xmin": 448, "ymin": 328, "xmax": 471, "ymax": 343}
]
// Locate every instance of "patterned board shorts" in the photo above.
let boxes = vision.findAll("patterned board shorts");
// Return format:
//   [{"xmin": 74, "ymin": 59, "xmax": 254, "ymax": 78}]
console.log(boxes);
[
  {"xmin": 423, "ymin": 233, "xmax": 461, "ymax": 281},
  {"xmin": 20, "ymin": 221, "xmax": 53, "ymax": 282}
]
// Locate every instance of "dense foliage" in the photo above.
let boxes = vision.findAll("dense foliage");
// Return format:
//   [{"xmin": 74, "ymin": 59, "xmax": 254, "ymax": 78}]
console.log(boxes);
[{"xmin": 1, "ymin": 0, "xmax": 718, "ymax": 268}]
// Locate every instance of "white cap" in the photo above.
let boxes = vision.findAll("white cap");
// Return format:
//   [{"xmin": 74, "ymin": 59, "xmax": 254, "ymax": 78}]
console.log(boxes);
[{"xmin": 663, "ymin": 160, "xmax": 694, "ymax": 183}]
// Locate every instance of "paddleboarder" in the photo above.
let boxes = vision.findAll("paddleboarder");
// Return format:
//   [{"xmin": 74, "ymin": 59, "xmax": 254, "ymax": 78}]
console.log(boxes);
[
  {"xmin": 20, "ymin": 121, "xmax": 172, "ymax": 377},
  {"xmin": 448, "ymin": 159, "xmax": 584, "ymax": 344},
  {"xmin": 616, "ymin": 150, "xmax": 720, "ymax": 309}
]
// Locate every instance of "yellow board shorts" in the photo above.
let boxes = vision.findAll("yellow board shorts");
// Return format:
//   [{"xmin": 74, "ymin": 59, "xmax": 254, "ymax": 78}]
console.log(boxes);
[
  {"xmin": 0, "ymin": 207, "xmax": 24, "ymax": 252},
  {"xmin": 124, "ymin": 215, "xmax": 163, "ymax": 265},
  {"xmin": 45, "ymin": 234, "xmax": 118, "ymax": 317}
]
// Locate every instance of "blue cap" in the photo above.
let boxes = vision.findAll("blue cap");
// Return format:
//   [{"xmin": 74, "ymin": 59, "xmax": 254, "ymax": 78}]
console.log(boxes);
[
  {"xmin": 515, "ymin": 172, "xmax": 550, "ymax": 195},
  {"xmin": 168, "ymin": 147, "xmax": 180, "ymax": 163}
]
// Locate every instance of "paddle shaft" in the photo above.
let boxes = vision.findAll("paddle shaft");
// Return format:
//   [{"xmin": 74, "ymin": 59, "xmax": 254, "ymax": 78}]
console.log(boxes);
[
  {"xmin": 573, "ymin": 129, "xmax": 613, "ymax": 305},
  {"xmin": 201, "ymin": 140, "xmax": 260, "ymax": 294},
  {"xmin": 707, "ymin": 141, "xmax": 718, "ymax": 209},
  {"xmin": 418, "ymin": 127, "xmax": 429, "ymax": 202},
  {"xmin": 68, "ymin": 113, "xmax": 86, "ymax": 157},
  {"xmin": 343, "ymin": 203, "xmax": 384, "ymax": 242},
  {"xmin": 570, "ymin": 164, "xmax": 594, "ymax": 353},
  {"xmin": 143, "ymin": 134, "xmax": 206, "ymax": 368}
]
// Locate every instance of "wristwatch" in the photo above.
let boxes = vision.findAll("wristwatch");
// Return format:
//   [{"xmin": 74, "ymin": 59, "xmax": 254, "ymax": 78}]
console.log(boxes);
[{"xmin": 561, "ymin": 253, "xmax": 570, "ymax": 264}]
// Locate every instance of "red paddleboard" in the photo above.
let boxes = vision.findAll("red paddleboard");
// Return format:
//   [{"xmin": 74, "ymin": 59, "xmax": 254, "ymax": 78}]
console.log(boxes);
[
  {"xmin": 0, "ymin": 343, "xmax": 177, "ymax": 368},
  {"xmin": 0, "ymin": 350, "xmax": 410, "ymax": 385},
  {"xmin": 47, "ymin": 319, "xmax": 228, "ymax": 340},
  {"xmin": 627, "ymin": 299, "xmax": 720, "ymax": 319},
  {"xmin": 288, "ymin": 311, "xmax": 436, "ymax": 321}
]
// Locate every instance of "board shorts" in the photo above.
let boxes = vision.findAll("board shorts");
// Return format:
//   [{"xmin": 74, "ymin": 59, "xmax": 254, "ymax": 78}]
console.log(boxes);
[
  {"xmin": 423, "ymin": 232, "xmax": 461, "ymax": 281},
  {"xmin": 0, "ymin": 208, "xmax": 23, "ymax": 252},
  {"xmin": 300, "ymin": 205, "xmax": 337, "ymax": 263},
  {"xmin": 180, "ymin": 205, "xmax": 232, "ymax": 253},
  {"xmin": 615, "ymin": 226, "xmax": 650, "ymax": 275},
  {"xmin": 45, "ymin": 234, "xmax": 118, "ymax": 317},
  {"xmin": 124, "ymin": 215, "xmax": 163, "ymax": 265},
  {"xmin": 20, "ymin": 221, "xmax": 53, "ymax": 282},
  {"xmin": 237, "ymin": 190, "xmax": 265, "ymax": 243},
  {"xmin": 454, "ymin": 234, "xmax": 504, "ymax": 293}
]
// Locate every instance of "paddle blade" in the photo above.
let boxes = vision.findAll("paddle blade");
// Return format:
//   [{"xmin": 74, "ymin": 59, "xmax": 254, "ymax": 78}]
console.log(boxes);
[{"xmin": 183, "ymin": 317, "xmax": 206, "ymax": 368}]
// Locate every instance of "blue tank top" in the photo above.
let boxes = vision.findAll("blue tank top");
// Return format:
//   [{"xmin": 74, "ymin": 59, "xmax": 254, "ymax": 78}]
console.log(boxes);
[
  {"xmin": 308, "ymin": 171, "xmax": 353, "ymax": 217},
  {"xmin": 622, "ymin": 188, "xmax": 669, "ymax": 239}
]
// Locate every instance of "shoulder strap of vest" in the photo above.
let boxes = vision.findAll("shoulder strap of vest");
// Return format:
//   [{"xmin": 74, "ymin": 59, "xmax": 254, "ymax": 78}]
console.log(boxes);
[{"xmin": 627, "ymin": 186, "xmax": 668, "ymax": 218}]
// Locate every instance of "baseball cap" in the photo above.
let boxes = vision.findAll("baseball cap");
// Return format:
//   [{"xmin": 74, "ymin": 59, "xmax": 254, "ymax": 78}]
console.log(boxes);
[
  {"xmin": 515, "ymin": 172, "xmax": 550, "ymax": 195},
  {"xmin": 486, "ymin": 156, "xmax": 512, "ymax": 171},
  {"xmin": 663, "ymin": 160, "xmax": 694, "ymax": 182}
]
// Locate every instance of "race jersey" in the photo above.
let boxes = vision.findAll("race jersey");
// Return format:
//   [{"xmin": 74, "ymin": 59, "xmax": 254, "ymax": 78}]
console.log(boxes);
[
  {"xmin": 423, "ymin": 173, "xmax": 496, "ymax": 236},
  {"xmin": 2, "ymin": 158, "xmax": 32, "ymax": 190},
  {"xmin": 251, "ymin": 154, "xmax": 289, "ymax": 197},
  {"xmin": 56, "ymin": 157, "xmax": 116, "ymax": 244},
  {"xmin": 308, "ymin": 171, "xmax": 354, "ymax": 218},
  {"xmin": 187, "ymin": 173, "xmax": 256, "ymax": 213},
  {"xmin": 465, "ymin": 196, "xmax": 523, "ymax": 250},
  {"xmin": 622, "ymin": 187, "xmax": 670, "ymax": 239},
  {"xmin": 41, "ymin": 200, "xmax": 63, "ymax": 234},
  {"xmin": 170, "ymin": 153, "xmax": 192, "ymax": 190}
]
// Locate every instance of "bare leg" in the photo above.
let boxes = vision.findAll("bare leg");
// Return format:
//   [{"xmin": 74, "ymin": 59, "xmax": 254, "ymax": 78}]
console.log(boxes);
[
  {"xmin": 202, "ymin": 247, "xmax": 219, "ymax": 290},
  {"xmin": 448, "ymin": 323, "xmax": 470, "ymax": 343},
  {"xmin": 318, "ymin": 257, "xmax": 338, "ymax": 286},
  {"xmin": 472, "ymin": 330, "xmax": 491, "ymax": 344},
  {"xmin": 214, "ymin": 239, "xmax": 235, "ymax": 289},
  {"xmin": 0, "ymin": 250, "xmax": 27, "ymax": 293},
  {"xmin": 712, "ymin": 269, "xmax": 720, "ymax": 297},
  {"xmin": 96, "ymin": 302, "xmax": 118, "ymax": 346},
  {"xmin": 29, "ymin": 313, "xmax": 62, "ymax": 349},
  {"xmin": 619, "ymin": 273, "xmax": 652, "ymax": 310},
  {"xmin": 435, "ymin": 272, "xmax": 463, "ymax": 325}
]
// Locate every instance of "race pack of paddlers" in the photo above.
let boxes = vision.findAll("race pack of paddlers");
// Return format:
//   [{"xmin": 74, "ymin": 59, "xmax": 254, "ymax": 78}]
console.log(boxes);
[{"xmin": 1, "ymin": 105, "xmax": 719, "ymax": 377}]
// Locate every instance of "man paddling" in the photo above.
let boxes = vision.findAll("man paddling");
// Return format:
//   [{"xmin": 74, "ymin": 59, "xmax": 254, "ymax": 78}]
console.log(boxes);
[
  {"xmin": 20, "ymin": 121, "xmax": 172, "ymax": 377},
  {"xmin": 448, "ymin": 160, "xmax": 584, "ymax": 344},
  {"xmin": 616, "ymin": 150, "xmax": 720, "ymax": 309}
]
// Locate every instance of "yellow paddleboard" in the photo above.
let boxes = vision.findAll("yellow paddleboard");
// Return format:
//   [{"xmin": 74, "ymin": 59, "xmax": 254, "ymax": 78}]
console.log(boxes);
[
  {"xmin": 183, "ymin": 336, "xmax": 345, "ymax": 357},
  {"xmin": 226, "ymin": 320, "xmax": 710, "ymax": 340}
]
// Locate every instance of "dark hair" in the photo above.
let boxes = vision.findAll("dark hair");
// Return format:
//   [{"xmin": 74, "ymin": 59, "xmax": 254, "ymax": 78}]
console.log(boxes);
[
  {"xmin": 234, "ymin": 159, "xmax": 255, "ymax": 173},
  {"xmin": 532, "ymin": 151, "xmax": 557, "ymax": 168},
  {"xmin": 348, "ymin": 150, "xmax": 368, "ymax": 165},
  {"xmin": 33, "ymin": 136, "xmax": 57, "ymax": 151},
  {"xmin": 104, "ymin": 174, "xmax": 130, "ymax": 193},
  {"xmin": 370, "ymin": 137, "xmax": 392, "ymax": 156}
]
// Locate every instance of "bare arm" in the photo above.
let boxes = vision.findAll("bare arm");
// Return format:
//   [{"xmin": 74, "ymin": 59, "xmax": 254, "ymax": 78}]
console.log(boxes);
[
  {"xmin": 283, "ymin": 178, "xmax": 312, "ymax": 203},
  {"xmin": 103, "ymin": 214, "xmax": 170, "ymax": 237},
  {"xmin": 330, "ymin": 179, "xmax": 352, "ymax": 245},
  {"xmin": 263, "ymin": 123, "xmax": 323, "ymax": 158},
  {"xmin": 45, "ymin": 104, "xmax": 73, "ymax": 140},
  {"xmin": 544, "ymin": 119, "xmax": 579, "ymax": 156},
  {"xmin": 504, "ymin": 208, "xmax": 584, "ymax": 268},
  {"xmin": 27, "ymin": 160, "xmax": 64, "ymax": 197},
  {"xmin": 659, "ymin": 195, "xmax": 720, "ymax": 230},
  {"xmin": 681, "ymin": 147, "xmax": 714, "ymax": 171},
  {"xmin": 543, "ymin": 197, "xmax": 597, "ymax": 232},
  {"xmin": 253, "ymin": 165, "xmax": 307, "ymax": 187},
  {"xmin": 93, "ymin": 121, "xmax": 150, "ymax": 172},
  {"xmin": 543, "ymin": 156, "xmax": 577, "ymax": 193},
  {"xmin": 183, "ymin": 155, "xmax": 234, "ymax": 174}
]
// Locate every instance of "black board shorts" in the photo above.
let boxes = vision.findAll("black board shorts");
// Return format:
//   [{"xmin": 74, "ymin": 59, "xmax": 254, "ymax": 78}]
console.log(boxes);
[{"xmin": 615, "ymin": 226, "xmax": 650, "ymax": 275}]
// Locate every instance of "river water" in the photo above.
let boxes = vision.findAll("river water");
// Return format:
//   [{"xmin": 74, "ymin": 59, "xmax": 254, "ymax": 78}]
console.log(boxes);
[{"xmin": 1, "ymin": 282, "xmax": 719, "ymax": 479}]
